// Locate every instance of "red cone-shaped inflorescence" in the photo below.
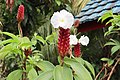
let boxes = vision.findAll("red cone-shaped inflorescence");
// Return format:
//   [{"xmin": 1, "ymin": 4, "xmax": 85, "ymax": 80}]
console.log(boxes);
[
  {"xmin": 6, "ymin": 0, "xmax": 10, "ymax": 9},
  {"xmin": 17, "ymin": 5, "xmax": 24, "ymax": 22},
  {"xmin": 74, "ymin": 43, "xmax": 81, "ymax": 57},
  {"xmin": 58, "ymin": 27, "xmax": 70, "ymax": 58},
  {"xmin": 10, "ymin": 0, "xmax": 14, "ymax": 12},
  {"xmin": 6, "ymin": 0, "xmax": 14, "ymax": 12}
]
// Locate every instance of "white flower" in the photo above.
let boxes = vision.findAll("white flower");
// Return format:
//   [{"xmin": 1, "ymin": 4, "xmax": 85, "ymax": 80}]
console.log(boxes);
[
  {"xmin": 79, "ymin": 35, "xmax": 89, "ymax": 46},
  {"xmin": 70, "ymin": 35, "xmax": 78, "ymax": 45},
  {"xmin": 51, "ymin": 9, "xmax": 74, "ymax": 29}
]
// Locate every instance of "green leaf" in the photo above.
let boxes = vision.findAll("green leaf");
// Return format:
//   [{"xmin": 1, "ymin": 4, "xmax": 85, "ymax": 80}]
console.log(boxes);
[
  {"xmin": 101, "ymin": 58, "xmax": 109, "ymax": 61},
  {"xmin": 28, "ymin": 68, "xmax": 38, "ymax": 80},
  {"xmin": 75, "ymin": 57, "xmax": 85, "ymax": 65},
  {"xmin": 46, "ymin": 32, "xmax": 57, "ymax": 44},
  {"xmin": 35, "ymin": 70, "xmax": 53, "ymax": 80},
  {"xmin": 0, "ymin": 44, "xmax": 14, "ymax": 59},
  {"xmin": 110, "ymin": 39, "xmax": 120, "ymax": 45},
  {"xmin": 31, "ymin": 37, "xmax": 37, "ymax": 45},
  {"xmin": 111, "ymin": 45, "xmax": 120, "ymax": 55},
  {"xmin": 64, "ymin": 57, "xmax": 93, "ymax": 80},
  {"xmin": 35, "ymin": 61, "xmax": 55, "ymax": 71},
  {"xmin": 74, "ymin": 74, "xmax": 82, "ymax": 80},
  {"xmin": 108, "ymin": 26, "xmax": 114, "ymax": 32},
  {"xmin": 84, "ymin": 61, "xmax": 95, "ymax": 77},
  {"xmin": 101, "ymin": 11, "xmax": 112, "ymax": 23},
  {"xmin": 36, "ymin": 36, "xmax": 46, "ymax": 44},
  {"xmin": 106, "ymin": 19, "xmax": 114, "ymax": 25},
  {"xmin": 108, "ymin": 59, "xmax": 114, "ymax": 67},
  {"xmin": 55, "ymin": 0, "xmax": 61, "ymax": 6},
  {"xmin": 104, "ymin": 42, "xmax": 116, "ymax": 46},
  {"xmin": 2, "ymin": 32, "xmax": 19, "ymax": 42},
  {"xmin": 53, "ymin": 65, "xmax": 73, "ymax": 80},
  {"xmin": 0, "ymin": 39, "xmax": 16, "ymax": 45},
  {"xmin": 6, "ymin": 69, "xmax": 23, "ymax": 80}
]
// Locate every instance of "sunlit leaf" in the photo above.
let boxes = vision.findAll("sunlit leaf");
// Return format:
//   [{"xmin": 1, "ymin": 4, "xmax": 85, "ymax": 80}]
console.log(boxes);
[
  {"xmin": 36, "ymin": 36, "xmax": 46, "ymax": 44},
  {"xmin": 28, "ymin": 68, "xmax": 38, "ymax": 80},
  {"xmin": 55, "ymin": 0, "xmax": 61, "ymax": 6},
  {"xmin": 2, "ymin": 32, "xmax": 19, "ymax": 42},
  {"xmin": 0, "ymin": 44, "xmax": 14, "ymax": 59},
  {"xmin": 111, "ymin": 45, "xmax": 120, "ymax": 55},
  {"xmin": 35, "ymin": 70, "xmax": 53, "ymax": 80},
  {"xmin": 6, "ymin": 69, "xmax": 23, "ymax": 80},
  {"xmin": 53, "ymin": 65, "xmax": 73, "ymax": 80},
  {"xmin": 84, "ymin": 61, "xmax": 95, "ymax": 77},
  {"xmin": 64, "ymin": 57, "xmax": 93, "ymax": 80},
  {"xmin": 108, "ymin": 59, "xmax": 114, "ymax": 66},
  {"xmin": 35, "ymin": 61, "xmax": 55, "ymax": 71},
  {"xmin": 101, "ymin": 58, "xmax": 110, "ymax": 61}
]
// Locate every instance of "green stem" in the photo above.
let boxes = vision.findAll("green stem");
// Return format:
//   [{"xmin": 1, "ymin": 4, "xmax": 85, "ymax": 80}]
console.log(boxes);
[{"xmin": 18, "ymin": 22, "xmax": 23, "ymax": 37}]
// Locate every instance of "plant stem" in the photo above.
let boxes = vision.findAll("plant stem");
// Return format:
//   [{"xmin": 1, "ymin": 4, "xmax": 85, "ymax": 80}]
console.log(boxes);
[
  {"xmin": 22, "ymin": 57, "xmax": 27, "ymax": 80},
  {"xmin": 107, "ymin": 58, "xmax": 120, "ymax": 80},
  {"xmin": 18, "ymin": 22, "xmax": 23, "ymax": 37},
  {"xmin": 95, "ymin": 63, "xmax": 107, "ymax": 80}
]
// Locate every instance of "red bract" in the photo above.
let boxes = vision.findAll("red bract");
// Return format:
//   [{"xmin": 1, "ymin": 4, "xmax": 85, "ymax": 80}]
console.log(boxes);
[
  {"xmin": 6, "ymin": 0, "xmax": 10, "ymax": 9},
  {"xmin": 58, "ymin": 27, "xmax": 70, "ymax": 58},
  {"xmin": 74, "ymin": 43, "xmax": 81, "ymax": 57},
  {"xmin": 10, "ymin": 0, "xmax": 14, "ymax": 12},
  {"xmin": 6, "ymin": 0, "xmax": 14, "ymax": 12},
  {"xmin": 17, "ymin": 5, "xmax": 25, "ymax": 22}
]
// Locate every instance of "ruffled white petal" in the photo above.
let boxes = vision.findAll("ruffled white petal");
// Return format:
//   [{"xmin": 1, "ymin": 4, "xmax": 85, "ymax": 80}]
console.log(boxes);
[
  {"xmin": 79, "ymin": 35, "xmax": 89, "ymax": 46},
  {"xmin": 70, "ymin": 35, "xmax": 78, "ymax": 45},
  {"xmin": 51, "ymin": 12, "xmax": 60, "ymax": 28},
  {"xmin": 51, "ymin": 9, "xmax": 74, "ymax": 29}
]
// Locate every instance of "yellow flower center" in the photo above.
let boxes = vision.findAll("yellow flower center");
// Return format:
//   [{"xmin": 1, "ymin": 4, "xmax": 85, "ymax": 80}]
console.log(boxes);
[{"xmin": 60, "ymin": 19, "xmax": 64, "ymax": 22}]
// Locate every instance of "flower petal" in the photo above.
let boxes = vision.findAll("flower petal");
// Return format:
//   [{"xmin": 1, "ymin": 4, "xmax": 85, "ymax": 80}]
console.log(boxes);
[
  {"xmin": 51, "ymin": 9, "xmax": 74, "ymax": 29},
  {"xmin": 70, "ymin": 35, "xmax": 78, "ymax": 45},
  {"xmin": 79, "ymin": 35, "xmax": 89, "ymax": 46},
  {"xmin": 51, "ymin": 12, "xmax": 60, "ymax": 28}
]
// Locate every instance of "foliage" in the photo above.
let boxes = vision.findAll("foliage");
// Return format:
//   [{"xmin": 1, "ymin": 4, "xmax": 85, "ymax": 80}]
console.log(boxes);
[
  {"xmin": 97, "ymin": 11, "xmax": 120, "ymax": 80},
  {"xmin": 0, "ymin": 0, "xmax": 95, "ymax": 80},
  {"xmin": 0, "ymin": 31, "xmax": 95, "ymax": 80}
]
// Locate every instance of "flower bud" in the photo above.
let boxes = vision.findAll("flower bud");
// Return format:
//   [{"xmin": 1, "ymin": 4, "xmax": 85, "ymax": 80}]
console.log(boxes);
[
  {"xmin": 17, "ymin": 5, "xmax": 25, "ymax": 22},
  {"xmin": 74, "ymin": 19, "xmax": 80, "ymax": 28}
]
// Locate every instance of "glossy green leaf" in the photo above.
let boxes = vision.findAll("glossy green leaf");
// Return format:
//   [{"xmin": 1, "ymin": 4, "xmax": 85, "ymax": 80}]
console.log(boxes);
[
  {"xmin": 108, "ymin": 26, "xmax": 114, "ymax": 32},
  {"xmin": 0, "ymin": 39, "xmax": 17, "ymax": 45},
  {"xmin": 101, "ymin": 58, "xmax": 110, "ymax": 61},
  {"xmin": 74, "ymin": 74, "xmax": 82, "ymax": 80},
  {"xmin": 75, "ymin": 57, "xmax": 84, "ymax": 65},
  {"xmin": 36, "ymin": 36, "xmax": 46, "ymax": 44},
  {"xmin": 35, "ymin": 70, "xmax": 53, "ymax": 80},
  {"xmin": 6, "ymin": 69, "xmax": 23, "ymax": 80},
  {"xmin": 2, "ymin": 32, "xmax": 19, "ymax": 42},
  {"xmin": 28, "ymin": 68, "xmax": 38, "ymax": 80},
  {"xmin": 111, "ymin": 45, "xmax": 120, "ymax": 55},
  {"xmin": 104, "ymin": 42, "xmax": 116, "ymax": 46},
  {"xmin": 84, "ymin": 61, "xmax": 95, "ymax": 77},
  {"xmin": 36, "ymin": 61, "xmax": 55, "ymax": 71},
  {"xmin": 64, "ymin": 57, "xmax": 93, "ymax": 80},
  {"xmin": 108, "ymin": 59, "xmax": 114, "ymax": 66},
  {"xmin": 55, "ymin": 0, "xmax": 61, "ymax": 6},
  {"xmin": 0, "ymin": 44, "xmax": 13, "ymax": 59},
  {"xmin": 53, "ymin": 65, "xmax": 73, "ymax": 80}
]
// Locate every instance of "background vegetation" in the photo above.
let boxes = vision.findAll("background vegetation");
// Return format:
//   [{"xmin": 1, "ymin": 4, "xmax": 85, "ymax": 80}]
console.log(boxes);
[{"xmin": 0, "ymin": 0, "xmax": 120, "ymax": 80}]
